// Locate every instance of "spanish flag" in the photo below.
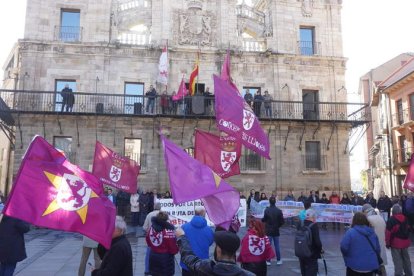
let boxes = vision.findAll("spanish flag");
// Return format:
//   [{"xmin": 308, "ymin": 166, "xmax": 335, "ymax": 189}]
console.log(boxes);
[{"xmin": 189, "ymin": 57, "xmax": 199, "ymax": 96}]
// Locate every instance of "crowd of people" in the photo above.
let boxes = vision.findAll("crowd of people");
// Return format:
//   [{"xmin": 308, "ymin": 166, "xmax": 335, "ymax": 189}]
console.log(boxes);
[{"xmin": 2, "ymin": 187, "xmax": 414, "ymax": 276}]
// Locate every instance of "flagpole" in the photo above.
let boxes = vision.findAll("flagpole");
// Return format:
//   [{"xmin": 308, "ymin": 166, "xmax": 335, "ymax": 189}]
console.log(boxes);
[
  {"xmin": 196, "ymin": 42, "xmax": 200, "ymax": 95},
  {"xmin": 166, "ymin": 39, "xmax": 169, "ymax": 94}
]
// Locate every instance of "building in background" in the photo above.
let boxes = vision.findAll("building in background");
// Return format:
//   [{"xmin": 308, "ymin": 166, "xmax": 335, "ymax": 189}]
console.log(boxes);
[
  {"xmin": 375, "ymin": 57, "xmax": 414, "ymax": 196},
  {"xmin": 359, "ymin": 53, "xmax": 413, "ymax": 197},
  {"xmin": 0, "ymin": 0, "xmax": 368, "ymax": 197}
]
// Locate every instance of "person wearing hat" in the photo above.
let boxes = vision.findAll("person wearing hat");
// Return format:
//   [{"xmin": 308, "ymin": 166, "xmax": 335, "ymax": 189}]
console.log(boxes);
[{"xmin": 176, "ymin": 228, "xmax": 255, "ymax": 275}]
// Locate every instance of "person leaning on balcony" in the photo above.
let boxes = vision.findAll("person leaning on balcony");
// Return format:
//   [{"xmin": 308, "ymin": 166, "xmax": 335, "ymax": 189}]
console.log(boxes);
[
  {"xmin": 145, "ymin": 85, "xmax": 157, "ymax": 114},
  {"xmin": 244, "ymin": 89, "xmax": 253, "ymax": 107},
  {"xmin": 253, "ymin": 90, "xmax": 264, "ymax": 117},
  {"xmin": 263, "ymin": 90, "xmax": 273, "ymax": 117},
  {"xmin": 160, "ymin": 90, "xmax": 169, "ymax": 115},
  {"xmin": 61, "ymin": 84, "xmax": 73, "ymax": 112}
]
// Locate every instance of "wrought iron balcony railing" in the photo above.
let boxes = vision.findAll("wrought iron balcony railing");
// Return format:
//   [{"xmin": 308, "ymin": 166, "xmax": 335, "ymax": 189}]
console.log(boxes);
[
  {"xmin": 54, "ymin": 25, "xmax": 83, "ymax": 42},
  {"xmin": 392, "ymin": 108, "xmax": 413, "ymax": 127},
  {"xmin": 0, "ymin": 89, "xmax": 369, "ymax": 125},
  {"xmin": 297, "ymin": 40, "xmax": 321, "ymax": 56},
  {"xmin": 394, "ymin": 147, "xmax": 414, "ymax": 165}
]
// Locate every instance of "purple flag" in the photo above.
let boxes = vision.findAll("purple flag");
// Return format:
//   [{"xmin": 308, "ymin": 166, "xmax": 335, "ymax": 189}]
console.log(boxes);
[
  {"xmin": 404, "ymin": 154, "xmax": 414, "ymax": 192},
  {"xmin": 3, "ymin": 136, "xmax": 116, "ymax": 248},
  {"xmin": 161, "ymin": 135, "xmax": 240, "ymax": 228},
  {"xmin": 213, "ymin": 75, "xmax": 270, "ymax": 159}
]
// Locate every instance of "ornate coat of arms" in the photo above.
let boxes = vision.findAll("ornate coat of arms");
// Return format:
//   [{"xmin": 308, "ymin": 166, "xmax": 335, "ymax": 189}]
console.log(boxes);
[{"xmin": 177, "ymin": 11, "xmax": 214, "ymax": 46}]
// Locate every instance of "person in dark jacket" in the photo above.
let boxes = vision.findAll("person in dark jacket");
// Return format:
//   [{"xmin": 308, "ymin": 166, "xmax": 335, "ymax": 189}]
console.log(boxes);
[
  {"xmin": 262, "ymin": 197, "xmax": 284, "ymax": 265},
  {"xmin": 308, "ymin": 190, "xmax": 319, "ymax": 204},
  {"xmin": 297, "ymin": 209, "xmax": 323, "ymax": 276},
  {"xmin": 340, "ymin": 212, "xmax": 381, "ymax": 276},
  {"xmin": 146, "ymin": 211, "xmax": 178, "ymax": 276},
  {"xmin": 244, "ymin": 89, "xmax": 253, "ymax": 108},
  {"xmin": 176, "ymin": 228, "xmax": 255, "ymax": 276},
  {"xmin": 60, "ymin": 84, "xmax": 73, "ymax": 112},
  {"xmin": 364, "ymin": 192, "xmax": 377, "ymax": 208},
  {"xmin": 246, "ymin": 189, "xmax": 255, "ymax": 210},
  {"xmin": 253, "ymin": 91, "xmax": 264, "ymax": 117},
  {"xmin": 181, "ymin": 207, "xmax": 214, "ymax": 276},
  {"xmin": 377, "ymin": 191, "xmax": 392, "ymax": 221},
  {"xmin": 139, "ymin": 190, "xmax": 151, "ymax": 226},
  {"xmin": 404, "ymin": 193, "xmax": 414, "ymax": 228},
  {"xmin": 0, "ymin": 215, "xmax": 30, "ymax": 276},
  {"xmin": 238, "ymin": 218, "xmax": 275, "ymax": 276},
  {"xmin": 92, "ymin": 216, "xmax": 133, "ymax": 276},
  {"xmin": 341, "ymin": 193, "xmax": 352, "ymax": 205},
  {"xmin": 386, "ymin": 204, "xmax": 413, "ymax": 276},
  {"xmin": 297, "ymin": 192, "xmax": 307, "ymax": 204}
]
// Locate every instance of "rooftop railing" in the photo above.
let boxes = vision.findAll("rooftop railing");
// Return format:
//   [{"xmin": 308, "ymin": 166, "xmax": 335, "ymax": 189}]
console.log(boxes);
[{"xmin": 0, "ymin": 89, "xmax": 369, "ymax": 125}]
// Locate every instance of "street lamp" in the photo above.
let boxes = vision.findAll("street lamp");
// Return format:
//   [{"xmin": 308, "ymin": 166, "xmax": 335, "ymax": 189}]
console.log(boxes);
[
  {"xmin": 22, "ymin": 72, "xmax": 30, "ymax": 90},
  {"xmin": 95, "ymin": 76, "xmax": 100, "ymax": 94}
]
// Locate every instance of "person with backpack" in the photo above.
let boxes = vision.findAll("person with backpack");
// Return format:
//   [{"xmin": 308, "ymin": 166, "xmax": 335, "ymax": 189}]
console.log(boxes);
[
  {"xmin": 340, "ymin": 212, "xmax": 381, "ymax": 276},
  {"xmin": 386, "ymin": 204, "xmax": 413, "ymax": 276},
  {"xmin": 295, "ymin": 209, "xmax": 323, "ymax": 276},
  {"xmin": 262, "ymin": 196, "xmax": 284, "ymax": 265}
]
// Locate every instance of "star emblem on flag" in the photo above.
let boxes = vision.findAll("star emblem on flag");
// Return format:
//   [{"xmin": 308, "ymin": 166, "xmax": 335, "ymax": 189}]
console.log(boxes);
[{"xmin": 42, "ymin": 171, "xmax": 99, "ymax": 224}]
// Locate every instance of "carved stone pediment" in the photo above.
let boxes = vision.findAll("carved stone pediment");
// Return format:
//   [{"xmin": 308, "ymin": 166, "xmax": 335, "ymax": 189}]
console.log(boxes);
[{"xmin": 175, "ymin": 10, "xmax": 215, "ymax": 46}]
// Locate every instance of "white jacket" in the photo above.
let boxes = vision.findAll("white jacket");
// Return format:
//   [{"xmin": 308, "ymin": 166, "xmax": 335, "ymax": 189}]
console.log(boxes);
[{"xmin": 130, "ymin": 193, "xmax": 140, "ymax": 212}]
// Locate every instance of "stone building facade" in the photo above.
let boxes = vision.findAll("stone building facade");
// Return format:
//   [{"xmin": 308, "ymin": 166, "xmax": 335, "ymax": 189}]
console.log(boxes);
[{"xmin": 0, "ymin": 0, "xmax": 368, "ymax": 197}]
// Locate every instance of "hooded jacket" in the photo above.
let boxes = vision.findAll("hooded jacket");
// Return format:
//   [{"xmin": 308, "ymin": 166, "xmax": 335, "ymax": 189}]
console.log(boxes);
[
  {"xmin": 146, "ymin": 216, "xmax": 178, "ymax": 276},
  {"xmin": 181, "ymin": 215, "xmax": 214, "ymax": 271},
  {"xmin": 340, "ymin": 225, "xmax": 381, "ymax": 272},
  {"xmin": 385, "ymin": 213, "xmax": 411, "ymax": 249}
]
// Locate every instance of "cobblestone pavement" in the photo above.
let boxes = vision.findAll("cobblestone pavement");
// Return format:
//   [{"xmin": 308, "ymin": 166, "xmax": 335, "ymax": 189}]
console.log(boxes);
[{"xmin": 14, "ymin": 225, "xmax": 414, "ymax": 275}]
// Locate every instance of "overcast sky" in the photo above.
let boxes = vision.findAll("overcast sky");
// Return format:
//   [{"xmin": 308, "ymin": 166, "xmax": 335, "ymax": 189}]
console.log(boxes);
[{"xmin": 1, "ymin": 0, "xmax": 414, "ymax": 188}]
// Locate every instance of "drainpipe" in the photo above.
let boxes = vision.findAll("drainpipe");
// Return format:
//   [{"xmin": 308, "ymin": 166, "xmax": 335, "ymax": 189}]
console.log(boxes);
[{"xmin": 382, "ymin": 90, "xmax": 394, "ymax": 196}]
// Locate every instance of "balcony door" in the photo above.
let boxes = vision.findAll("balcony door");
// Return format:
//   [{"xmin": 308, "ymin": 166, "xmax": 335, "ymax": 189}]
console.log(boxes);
[
  {"xmin": 124, "ymin": 82, "xmax": 144, "ymax": 114},
  {"xmin": 55, "ymin": 80, "xmax": 76, "ymax": 112},
  {"xmin": 60, "ymin": 9, "xmax": 80, "ymax": 42},
  {"xmin": 303, "ymin": 90, "xmax": 319, "ymax": 120}
]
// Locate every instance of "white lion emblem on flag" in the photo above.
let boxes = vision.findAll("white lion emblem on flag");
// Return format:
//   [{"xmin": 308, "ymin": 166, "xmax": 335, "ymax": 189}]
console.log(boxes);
[
  {"xmin": 221, "ymin": 151, "xmax": 237, "ymax": 172},
  {"xmin": 243, "ymin": 109, "xmax": 255, "ymax": 131},
  {"xmin": 109, "ymin": 165, "xmax": 122, "ymax": 183}
]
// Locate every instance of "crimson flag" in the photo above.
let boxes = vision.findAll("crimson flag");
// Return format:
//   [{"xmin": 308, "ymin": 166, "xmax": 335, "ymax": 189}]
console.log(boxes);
[
  {"xmin": 194, "ymin": 129, "xmax": 241, "ymax": 178},
  {"xmin": 92, "ymin": 141, "xmax": 140, "ymax": 194}
]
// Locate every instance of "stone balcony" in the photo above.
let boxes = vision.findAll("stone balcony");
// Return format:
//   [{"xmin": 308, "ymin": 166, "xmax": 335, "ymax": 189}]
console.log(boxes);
[{"xmin": 0, "ymin": 89, "xmax": 370, "ymax": 127}]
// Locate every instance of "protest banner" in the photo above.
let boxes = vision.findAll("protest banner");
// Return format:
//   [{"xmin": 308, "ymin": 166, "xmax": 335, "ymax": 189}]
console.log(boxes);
[
  {"xmin": 250, "ymin": 200, "xmax": 362, "ymax": 224},
  {"xmin": 159, "ymin": 199, "xmax": 247, "ymax": 227}
]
